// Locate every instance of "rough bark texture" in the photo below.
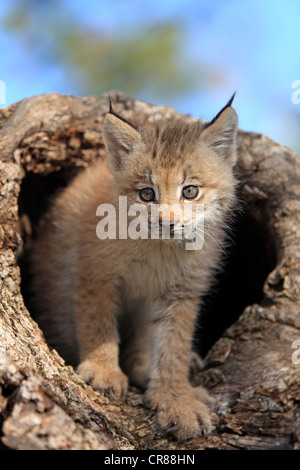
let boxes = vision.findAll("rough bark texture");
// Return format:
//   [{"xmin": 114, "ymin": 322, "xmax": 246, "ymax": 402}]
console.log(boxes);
[{"xmin": 0, "ymin": 91, "xmax": 299, "ymax": 450}]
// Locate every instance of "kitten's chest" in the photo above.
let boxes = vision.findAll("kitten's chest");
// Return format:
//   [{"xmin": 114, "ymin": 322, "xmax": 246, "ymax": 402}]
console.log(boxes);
[
  {"xmin": 119, "ymin": 241, "xmax": 215, "ymax": 312},
  {"xmin": 121, "ymin": 244, "xmax": 184, "ymax": 301}
]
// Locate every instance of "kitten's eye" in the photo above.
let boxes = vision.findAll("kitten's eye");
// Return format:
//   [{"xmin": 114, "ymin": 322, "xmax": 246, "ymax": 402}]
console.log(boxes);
[
  {"xmin": 182, "ymin": 185, "xmax": 199, "ymax": 200},
  {"xmin": 139, "ymin": 187, "xmax": 155, "ymax": 202}
]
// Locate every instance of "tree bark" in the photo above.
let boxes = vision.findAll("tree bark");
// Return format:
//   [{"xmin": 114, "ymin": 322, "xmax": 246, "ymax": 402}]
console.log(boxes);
[{"xmin": 0, "ymin": 91, "xmax": 299, "ymax": 450}]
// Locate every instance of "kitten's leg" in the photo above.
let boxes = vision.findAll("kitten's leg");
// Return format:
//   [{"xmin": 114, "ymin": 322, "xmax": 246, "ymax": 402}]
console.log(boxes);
[
  {"xmin": 145, "ymin": 297, "xmax": 214, "ymax": 440},
  {"xmin": 120, "ymin": 321, "xmax": 151, "ymax": 390},
  {"xmin": 75, "ymin": 279, "xmax": 128, "ymax": 399},
  {"xmin": 189, "ymin": 350, "xmax": 205, "ymax": 376}
]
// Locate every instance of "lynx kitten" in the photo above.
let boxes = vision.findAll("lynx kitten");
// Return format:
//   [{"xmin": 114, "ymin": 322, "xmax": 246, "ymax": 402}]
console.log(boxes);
[{"xmin": 31, "ymin": 95, "xmax": 238, "ymax": 440}]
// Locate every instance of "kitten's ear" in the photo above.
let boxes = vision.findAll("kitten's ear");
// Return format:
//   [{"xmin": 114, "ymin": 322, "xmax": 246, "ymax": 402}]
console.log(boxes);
[
  {"xmin": 201, "ymin": 95, "xmax": 238, "ymax": 165},
  {"xmin": 102, "ymin": 112, "xmax": 142, "ymax": 171}
]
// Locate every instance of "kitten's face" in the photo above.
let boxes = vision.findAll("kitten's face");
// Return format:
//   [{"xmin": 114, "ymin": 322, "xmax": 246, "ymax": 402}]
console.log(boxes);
[{"xmin": 102, "ymin": 100, "xmax": 238, "ymax": 245}]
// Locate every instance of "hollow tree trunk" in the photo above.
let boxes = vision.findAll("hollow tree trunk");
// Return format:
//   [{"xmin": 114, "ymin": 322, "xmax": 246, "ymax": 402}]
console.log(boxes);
[{"xmin": 0, "ymin": 91, "xmax": 299, "ymax": 450}]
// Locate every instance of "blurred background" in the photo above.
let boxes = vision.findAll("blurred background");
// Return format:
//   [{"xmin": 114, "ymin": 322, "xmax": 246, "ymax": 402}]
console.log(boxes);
[{"xmin": 0, "ymin": 0, "xmax": 299, "ymax": 153}]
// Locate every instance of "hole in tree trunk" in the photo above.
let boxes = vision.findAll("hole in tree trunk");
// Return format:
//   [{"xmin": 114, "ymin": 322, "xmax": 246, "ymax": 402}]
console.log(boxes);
[
  {"xmin": 195, "ymin": 203, "xmax": 276, "ymax": 357},
  {"xmin": 17, "ymin": 172, "xmax": 276, "ymax": 362},
  {"xmin": 18, "ymin": 169, "xmax": 80, "ymax": 324}
]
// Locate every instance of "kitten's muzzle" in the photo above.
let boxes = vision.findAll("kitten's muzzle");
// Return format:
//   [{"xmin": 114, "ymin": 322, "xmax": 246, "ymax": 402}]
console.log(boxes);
[{"xmin": 148, "ymin": 219, "xmax": 184, "ymax": 239}]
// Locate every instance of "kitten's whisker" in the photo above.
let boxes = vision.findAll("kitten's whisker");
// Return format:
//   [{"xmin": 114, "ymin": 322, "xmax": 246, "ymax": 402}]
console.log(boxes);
[
  {"xmin": 204, "ymin": 222, "xmax": 235, "ymax": 246},
  {"xmin": 194, "ymin": 226, "xmax": 224, "ymax": 251}
]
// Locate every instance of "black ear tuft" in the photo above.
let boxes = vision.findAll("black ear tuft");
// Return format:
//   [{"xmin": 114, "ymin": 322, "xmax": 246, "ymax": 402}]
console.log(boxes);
[
  {"xmin": 200, "ymin": 93, "xmax": 238, "ymax": 164},
  {"xmin": 226, "ymin": 91, "xmax": 236, "ymax": 108},
  {"xmin": 208, "ymin": 92, "xmax": 236, "ymax": 127},
  {"xmin": 107, "ymin": 94, "xmax": 137, "ymax": 130},
  {"xmin": 108, "ymin": 94, "xmax": 114, "ymax": 114}
]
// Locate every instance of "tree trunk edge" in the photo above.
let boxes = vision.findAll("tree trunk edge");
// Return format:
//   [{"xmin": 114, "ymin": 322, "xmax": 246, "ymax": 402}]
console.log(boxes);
[{"xmin": 0, "ymin": 91, "xmax": 299, "ymax": 450}]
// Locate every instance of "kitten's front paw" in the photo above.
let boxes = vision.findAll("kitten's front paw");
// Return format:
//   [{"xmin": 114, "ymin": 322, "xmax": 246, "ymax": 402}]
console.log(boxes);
[
  {"xmin": 145, "ymin": 385, "xmax": 213, "ymax": 440},
  {"xmin": 189, "ymin": 351, "xmax": 205, "ymax": 376},
  {"xmin": 77, "ymin": 360, "xmax": 128, "ymax": 399}
]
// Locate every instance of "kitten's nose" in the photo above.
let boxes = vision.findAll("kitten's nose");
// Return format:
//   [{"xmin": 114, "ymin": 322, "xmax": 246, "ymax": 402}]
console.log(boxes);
[
  {"xmin": 159, "ymin": 219, "xmax": 175, "ymax": 227},
  {"xmin": 159, "ymin": 213, "xmax": 175, "ymax": 226}
]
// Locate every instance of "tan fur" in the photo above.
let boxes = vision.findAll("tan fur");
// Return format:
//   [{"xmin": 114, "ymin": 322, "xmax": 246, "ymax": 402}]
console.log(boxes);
[{"xmin": 31, "ymin": 101, "xmax": 238, "ymax": 440}]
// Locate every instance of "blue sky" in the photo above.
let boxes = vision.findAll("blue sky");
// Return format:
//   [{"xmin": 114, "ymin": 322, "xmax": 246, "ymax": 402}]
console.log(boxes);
[{"xmin": 1, "ymin": 0, "xmax": 300, "ymax": 152}]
